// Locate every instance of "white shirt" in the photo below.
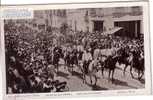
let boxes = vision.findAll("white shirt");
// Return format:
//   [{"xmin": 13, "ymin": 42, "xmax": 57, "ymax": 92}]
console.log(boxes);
[
  {"xmin": 82, "ymin": 52, "xmax": 92, "ymax": 61},
  {"xmin": 93, "ymin": 49, "xmax": 100, "ymax": 59}
]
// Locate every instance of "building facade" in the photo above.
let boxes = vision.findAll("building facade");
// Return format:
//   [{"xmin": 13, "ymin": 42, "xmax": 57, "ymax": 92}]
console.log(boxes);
[
  {"xmin": 33, "ymin": 10, "xmax": 67, "ymax": 31},
  {"xmin": 67, "ymin": 6, "xmax": 143, "ymax": 38},
  {"xmin": 31, "ymin": 6, "xmax": 143, "ymax": 38}
]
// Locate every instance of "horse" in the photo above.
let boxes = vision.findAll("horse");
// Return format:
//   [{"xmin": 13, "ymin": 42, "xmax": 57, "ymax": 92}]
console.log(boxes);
[
  {"xmin": 52, "ymin": 46, "xmax": 63, "ymax": 73},
  {"xmin": 77, "ymin": 60, "xmax": 86, "ymax": 84},
  {"xmin": 87, "ymin": 59, "xmax": 100, "ymax": 85},
  {"xmin": 64, "ymin": 49, "xmax": 78, "ymax": 75},
  {"xmin": 116, "ymin": 48, "xmax": 133, "ymax": 76},
  {"xmin": 102, "ymin": 55, "xmax": 118, "ymax": 82},
  {"xmin": 130, "ymin": 51, "xmax": 144, "ymax": 80},
  {"xmin": 117, "ymin": 48, "xmax": 145, "ymax": 80},
  {"xmin": 80, "ymin": 50, "xmax": 92, "ymax": 84},
  {"xmin": 78, "ymin": 59, "xmax": 99, "ymax": 85},
  {"xmin": 98, "ymin": 55, "xmax": 107, "ymax": 77}
]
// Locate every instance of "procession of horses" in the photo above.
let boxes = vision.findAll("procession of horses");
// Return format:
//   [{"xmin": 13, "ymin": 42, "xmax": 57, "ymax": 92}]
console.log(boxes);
[{"xmin": 5, "ymin": 21, "xmax": 144, "ymax": 93}]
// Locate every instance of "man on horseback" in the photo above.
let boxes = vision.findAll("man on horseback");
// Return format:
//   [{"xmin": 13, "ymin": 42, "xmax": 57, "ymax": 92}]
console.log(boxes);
[
  {"xmin": 53, "ymin": 45, "xmax": 62, "ymax": 73},
  {"xmin": 130, "ymin": 49, "xmax": 144, "ymax": 80},
  {"xmin": 82, "ymin": 49, "xmax": 92, "ymax": 83}
]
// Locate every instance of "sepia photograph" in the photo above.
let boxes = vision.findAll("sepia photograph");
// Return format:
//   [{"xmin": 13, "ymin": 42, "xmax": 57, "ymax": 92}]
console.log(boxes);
[{"xmin": 3, "ymin": 6, "xmax": 146, "ymax": 94}]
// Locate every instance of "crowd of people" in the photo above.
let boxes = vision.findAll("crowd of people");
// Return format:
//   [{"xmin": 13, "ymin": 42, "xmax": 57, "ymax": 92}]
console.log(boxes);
[{"xmin": 5, "ymin": 20, "xmax": 144, "ymax": 93}]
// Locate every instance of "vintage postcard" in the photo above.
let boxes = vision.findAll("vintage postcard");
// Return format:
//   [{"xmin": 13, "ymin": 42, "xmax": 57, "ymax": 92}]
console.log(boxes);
[{"xmin": 0, "ymin": 0, "xmax": 152, "ymax": 100}]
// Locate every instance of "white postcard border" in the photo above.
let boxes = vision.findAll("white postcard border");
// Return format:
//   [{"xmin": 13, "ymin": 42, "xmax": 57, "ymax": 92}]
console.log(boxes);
[{"xmin": 0, "ymin": 1, "xmax": 152, "ymax": 100}]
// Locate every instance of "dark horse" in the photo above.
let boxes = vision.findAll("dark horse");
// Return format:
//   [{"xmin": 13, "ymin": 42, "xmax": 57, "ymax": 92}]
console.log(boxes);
[
  {"xmin": 116, "ymin": 49, "xmax": 144, "ymax": 80},
  {"xmin": 116, "ymin": 48, "xmax": 132, "ymax": 76},
  {"xmin": 102, "ymin": 55, "xmax": 118, "ymax": 82},
  {"xmin": 130, "ymin": 51, "xmax": 144, "ymax": 80},
  {"xmin": 53, "ymin": 46, "xmax": 63, "ymax": 73}
]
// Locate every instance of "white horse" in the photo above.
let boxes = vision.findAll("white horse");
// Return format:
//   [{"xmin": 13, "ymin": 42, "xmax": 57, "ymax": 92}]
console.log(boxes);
[{"xmin": 88, "ymin": 59, "xmax": 99, "ymax": 85}]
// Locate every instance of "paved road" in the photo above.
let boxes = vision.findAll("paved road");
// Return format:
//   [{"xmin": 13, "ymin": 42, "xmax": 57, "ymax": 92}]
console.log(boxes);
[{"xmin": 54, "ymin": 64, "xmax": 145, "ymax": 91}]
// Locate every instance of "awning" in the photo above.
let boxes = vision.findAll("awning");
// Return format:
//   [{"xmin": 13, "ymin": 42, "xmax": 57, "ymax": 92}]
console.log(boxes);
[{"xmin": 101, "ymin": 27, "xmax": 123, "ymax": 35}]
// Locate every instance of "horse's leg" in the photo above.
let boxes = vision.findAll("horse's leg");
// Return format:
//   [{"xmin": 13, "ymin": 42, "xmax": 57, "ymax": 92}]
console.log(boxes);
[
  {"xmin": 94, "ymin": 75, "xmax": 97, "ymax": 86},
  {"xmin": 55, "ymin": 64, "xmax": 58, "ymax": 76},
  {"xmin": 84, "ymin": 74, "xmax": 87, "ymax": 84},
  {"xmin": 68, "ymin": 64, "xmax": 71, "ymax": 75},
  {"xmin": 64, "ymin": 59, "xmax": 67, "ymax": 69},
  {"xmin": 139, "ymin": 70, "xmax": 144, "ymax": 80},
  {"xmin": 90, "ymin": 75, "xmax": 93, "ymax": 85},
  {"xmin": 82, "ymin": 73, "xmax": 85, "ymax": 84},
  {"xmin": 130, "ymin": 66, "xmax": 134, "ymax": 78},
  {"xmin": 111, "ymin": 69, "xmax": 115, "ymax": 82},
  {"xmin": 72, "ymin": 64, "xmax": 74, "ymax": 75},
  {"xmin": 123, "ymin": 64, "xmax": 128, "ymax": 76},
  {"xmin": 65, "ymin": 64, "xmax": 69, "ymax": 74},
  {"xmin": 108, "ymin": 69, "xmax": 111, "ymax": 81},
  {"xmin": 101, "ymin": 67, "xmax": 104, "ymax": 77},
  {"xmin": 66, "ymin": 64, "xmax": 69, "ymax": 74},
  {"xmin": 138, "ymin": 70, "xmax": 140, "ymax": 79},
  {"xmin": 70, "ymin": 64, "xmax": 73, "ymax": 75}
]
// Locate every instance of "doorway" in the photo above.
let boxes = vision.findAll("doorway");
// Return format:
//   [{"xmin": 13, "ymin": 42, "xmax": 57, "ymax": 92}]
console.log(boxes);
[{"xmin": 93, "ymin": 20, "xmax": 103, "ymax": 32}]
